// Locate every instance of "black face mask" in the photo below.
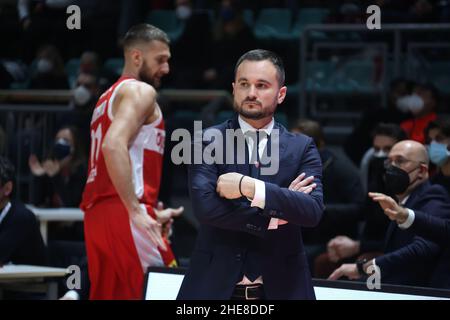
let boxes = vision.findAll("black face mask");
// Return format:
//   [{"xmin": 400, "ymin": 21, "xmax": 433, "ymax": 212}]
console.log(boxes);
[
  {"xmin": 383, "ymin": 165, "xmax": 419, "ymax": 195},
  {"xmin": 370, "ymin": 156, "xmax": 387, "ymax": 175},
  {"xmin": 53, "ymin": 139, "xmax": 72, "ymax": 160}
]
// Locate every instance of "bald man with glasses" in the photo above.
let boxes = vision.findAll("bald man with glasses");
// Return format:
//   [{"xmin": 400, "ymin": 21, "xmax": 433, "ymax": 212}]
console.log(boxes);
[{"xmin": 329, "ymin": 140, "xmax": 450, "ymax": 288}]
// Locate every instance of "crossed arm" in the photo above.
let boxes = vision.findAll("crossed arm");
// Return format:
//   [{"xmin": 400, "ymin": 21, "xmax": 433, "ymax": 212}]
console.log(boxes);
[{"xmin": 190, "ymin": 138, "xmax": 324, "ymax": 235}]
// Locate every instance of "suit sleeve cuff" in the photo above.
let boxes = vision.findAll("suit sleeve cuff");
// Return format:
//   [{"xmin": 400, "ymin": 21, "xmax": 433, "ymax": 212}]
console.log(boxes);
[
  {"xmin": 250, "ymin": 179, "xmax": 266, "ymax": 209},
  {"xmin": 398, "ymin": 209, "xmax": 415, "ymax": 229}
]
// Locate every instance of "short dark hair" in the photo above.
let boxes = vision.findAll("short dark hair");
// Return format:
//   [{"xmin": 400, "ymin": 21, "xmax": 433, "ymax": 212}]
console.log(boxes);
[
  {"xmin": 416, "ymin": 82, "xmax": 440, "ymax": 104},
  {"xmin": 234, "ymin": 49, "xmax": 285, "ymax": 86},
  {"xmin": 123, "ymin": 24, "xmax": 170, "ymax": 50},
  {"xmin": 291, "ymin": 119, "xmax": 324, "ymax": 147},
  {"xmin": 0, "ymin": 156, "xmax": 15, "ymax": 186},
  {"xmin": 430, "ymin": 117, "xmax": 450, "ymax": 138},
  {"xmin": 372, "ymin": 123, "xmax": 406, "ymax": 142}
]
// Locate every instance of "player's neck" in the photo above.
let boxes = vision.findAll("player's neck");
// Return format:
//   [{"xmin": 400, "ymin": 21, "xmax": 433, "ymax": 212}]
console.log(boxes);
[{"xmin": 121, "ymin": 66, "xmax": 139, "ymax": 80}]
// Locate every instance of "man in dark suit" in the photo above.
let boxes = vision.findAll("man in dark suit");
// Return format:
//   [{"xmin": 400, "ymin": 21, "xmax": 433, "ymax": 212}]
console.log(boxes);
[
  {"xmin": 329, "ymin": 140, "xmax": 450, "ymax": 287},
  {"xmin": 381, "ymin": 202, "xmax": 450, "ymax": 246},
  {"xmin": 0, "ymin": 156, "xmax": 46, "ymax": 266},
  {"xmin": 374, "ymin": 162, "xmax": 450, "ymax": 289},
  {"xmin": 177, "ymin": 49, "xmax": 324, "ymax": 300}
]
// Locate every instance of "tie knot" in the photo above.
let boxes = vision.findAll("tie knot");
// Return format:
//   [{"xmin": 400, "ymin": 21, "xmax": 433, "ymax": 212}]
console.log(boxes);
[{"xmin": 245, "ymin": 130, "xmax": 261, "ymax": 145}]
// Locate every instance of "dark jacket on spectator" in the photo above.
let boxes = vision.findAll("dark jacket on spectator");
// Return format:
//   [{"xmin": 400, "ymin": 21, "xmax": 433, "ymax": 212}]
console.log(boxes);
[
  {"xmin": 0, "ymin": 201, "xmax": 46, "ymax": 266},
  {"xmin": 376, "ymin": 181, "xmax": 450, "ymax": 287}
]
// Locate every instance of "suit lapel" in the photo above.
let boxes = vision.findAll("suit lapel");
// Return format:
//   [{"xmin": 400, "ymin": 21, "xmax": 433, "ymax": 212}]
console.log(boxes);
[
  {"xmin": 259, "ymin": 122, "xmax": 287, "ymax": 182},
  {"xmin": 229, "ymin": 116, "xmax": 250, "ymax": 176}
]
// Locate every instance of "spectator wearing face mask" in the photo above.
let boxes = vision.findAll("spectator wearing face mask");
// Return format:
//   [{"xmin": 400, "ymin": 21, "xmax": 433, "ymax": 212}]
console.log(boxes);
[
  {"xmin": 427, "ymin": 118, "xmax": 450, "ymax": 192},
  {"xmin": 329, "ymin": 140, "xmax": 450, "ymax": 288},
  {"xmin": 315, "ymin": 123, "xmax": 406, "ymax": 278},
  {"xmin": 175, "ymin": 0, "xmax": 193, "ymax": 21},
  {"xmin": 28, "ymin": 126, "xmax": 87, "ymax": 240},
  {"xmin": 399, "ymin": 83, "xmax": 439, "ymax": 144},
  {"xmin": 344, "ymin": 78, "xmax": 413, "ymax": 166},
  {"xmin": 69, "ymin": 70, "xmax": 101, "ymax": 152},
  {"xmin": 29, "ymin": 44, "xmax": 69, "ymax": 90},
  {"xmin": 61, "ymin": 51, "xmax": 113, "ymax": 156},
  {"xmin": 376, "ymin": 119, "xmax": 450, "ymax": 289}
]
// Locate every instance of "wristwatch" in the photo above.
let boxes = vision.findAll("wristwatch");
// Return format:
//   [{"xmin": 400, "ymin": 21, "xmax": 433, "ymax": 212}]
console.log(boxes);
[{"xmin": 356, "ymin": 258, "xmax": 368, "ymax": 276}]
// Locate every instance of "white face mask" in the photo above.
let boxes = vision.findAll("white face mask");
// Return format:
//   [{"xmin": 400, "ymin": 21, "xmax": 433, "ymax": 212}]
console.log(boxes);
[
  {"xmin": 176, "ymin": 5, "xmax": 192, "ymax": 20},
  {"xmin": 373, "ymin": 150, "xmax": 388, "ymax": 158},
  {"xmin": 73, "ymin": 85, "xmax": 92, "ymax": 106},
  {"xmin": 36, "ymin": 59, "xmax": 53, "ymax": 74},
  {"xmin": 396, "ymin": 94, "xmax": 424, "ymax": 114},
  {"xmin": 408, "ymin": 93, "xmax": 425, "ymax": 115}
]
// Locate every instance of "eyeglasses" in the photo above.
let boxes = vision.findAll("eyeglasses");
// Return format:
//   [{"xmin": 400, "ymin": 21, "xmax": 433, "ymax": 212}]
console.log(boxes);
[{"xmin": 384, "ymin": 157, "xmax": 424, "ymax": 168}]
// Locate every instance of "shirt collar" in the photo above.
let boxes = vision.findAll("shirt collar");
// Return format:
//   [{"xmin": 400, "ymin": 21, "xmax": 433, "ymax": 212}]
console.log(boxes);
[
  {"xmin": 0, "ymin": 201, "xmax": 12, "ymax": 226},
  {"xmin": 400, "ymin": 195, "xmax": 410, "ymax": 206},
  {"xmin": 238, "ymin": 116, "xmax": 274, "ymax": 136}
]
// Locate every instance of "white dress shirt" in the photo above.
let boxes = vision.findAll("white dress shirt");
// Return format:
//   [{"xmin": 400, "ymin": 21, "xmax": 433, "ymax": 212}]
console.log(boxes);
[
  {"xmin": 238, "ymin": 116, "xmax": 279, "ymax": 229},
  {"xmin": 398, "ymin": 195, "xmax": 416, "ymax": 229},
  {"xmin": 0, "ymin": 202, "xmax": 11, "ymax": 226}
]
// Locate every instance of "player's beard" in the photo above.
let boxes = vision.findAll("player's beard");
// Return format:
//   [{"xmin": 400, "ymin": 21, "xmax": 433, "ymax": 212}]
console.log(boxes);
[
  {"xmin": 138, "ymin": 60, "xmax": 158, "ymax": 87},
  {"xmin": 233, "ymin": 98, "xmax": 276, "ymax": 120}
]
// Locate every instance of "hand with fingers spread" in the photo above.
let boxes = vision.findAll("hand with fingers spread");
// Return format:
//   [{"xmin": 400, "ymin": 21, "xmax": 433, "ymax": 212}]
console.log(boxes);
[
  {"xmin": 289, "ymin": 172, "xmax": 316, "ymax": 194},
  {"xmin": 29, "ymin": 154, "xmax": 46, "ymax": 176},
  {"xmin": 42, "ymin": 159, "xmax": 61, "ymax": 177},
  {"xmin": 368, "ymin": 192, "xmax": 409, "ymax": 224},
  {"xmin": 130, "ymin": 205, "xmax": 166, "ymax": 251},
  {"xmin": 29, "ymin": 154, "xmax": 61, "ymax": 177}
]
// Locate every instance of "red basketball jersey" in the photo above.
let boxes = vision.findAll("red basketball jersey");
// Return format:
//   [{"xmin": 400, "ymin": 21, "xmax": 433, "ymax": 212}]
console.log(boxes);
[{"xmin": 80, "ymin": 76, "xmax": 165, "ymax": 211}]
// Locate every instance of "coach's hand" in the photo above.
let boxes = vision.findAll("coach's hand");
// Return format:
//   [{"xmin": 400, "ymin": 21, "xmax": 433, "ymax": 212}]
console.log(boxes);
[
  {"xmin": 328, "ymin": 263, "xmax": 360, "ymax": 281},
  {"xmin": 289, "ymin": 172, "xmax": 316, "ymax": 194},
  {"xmin": 130, "ymin": 206, "xmax": 166, "ymax": 251},
  {"xmin": 369, "ymin": 192, "xmax": 409, "ymax": 224},
  {"xmin": 217, "ymin": 172, "xmax": 256, "ymax": 200}
]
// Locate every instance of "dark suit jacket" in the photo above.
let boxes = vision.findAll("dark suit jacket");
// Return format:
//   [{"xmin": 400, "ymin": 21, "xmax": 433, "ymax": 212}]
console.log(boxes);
[
  {"xmin": 409, "ymin": 195, "xmax": 450, "ymax": 288},
  {"xmin": 177, "ymin": 117, "xmax": 324, "ymax": 300},
  {"xmin": 376, "ymin": 181, "xmax": 450, "ymax": 287},
  {"xmin": 411, "ymin": 211, "xmax": 450, "ymax": 246},
  {"xmin": 0, "ymin": 201, "xmax": 46, "ymax": 265}
]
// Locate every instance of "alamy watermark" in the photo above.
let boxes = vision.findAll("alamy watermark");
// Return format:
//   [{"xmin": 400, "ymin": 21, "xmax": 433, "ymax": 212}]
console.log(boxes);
[
  {"xmin": 366, "ymin": 5, "xmax": 381, "ymax": 30},
  {"xmin": 366, "ymin": 264, "xmax": 381, "ymax": 290},
  {"xmin": 170, "ymin": 121, "xmax": 280, "ymax": 175},
  {"xmin": 66, "ymin": 264, "xmax": 81, "ymax": 290},
  {"xmin": 66, "ymin": 5, "xmax": 81, "ymax": 30}
]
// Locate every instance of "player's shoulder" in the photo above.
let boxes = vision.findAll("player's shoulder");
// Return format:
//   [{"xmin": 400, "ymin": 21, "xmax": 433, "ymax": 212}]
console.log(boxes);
[{"xmin": 118, "ymin": 79, "xmax": 156, "ymax": 100}]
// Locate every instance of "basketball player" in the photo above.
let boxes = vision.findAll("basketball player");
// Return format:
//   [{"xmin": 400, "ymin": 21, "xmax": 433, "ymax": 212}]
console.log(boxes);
[{"xmin": 80, "ymin": 24, "xmax": 183, "ymax": 300}]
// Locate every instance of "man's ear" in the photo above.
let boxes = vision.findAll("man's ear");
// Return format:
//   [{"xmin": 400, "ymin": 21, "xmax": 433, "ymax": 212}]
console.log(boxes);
[
  {"xmin": 419, "ymin": 164, "xmax": 429, "ymax": 178},
  {"xmin": 2, "ymin": 181, "xmax": 13, "ymax": 198},
  {"xmin": 131, "ymin": 48, "xmax": 142, "ymax": 67},
  {"xmin": 232, "ymin": 82, "xmax": 235, "ymax": 95},
  {"xmin": 277, "ymin": 86, "xmax": 287, "ymax": 104}
]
